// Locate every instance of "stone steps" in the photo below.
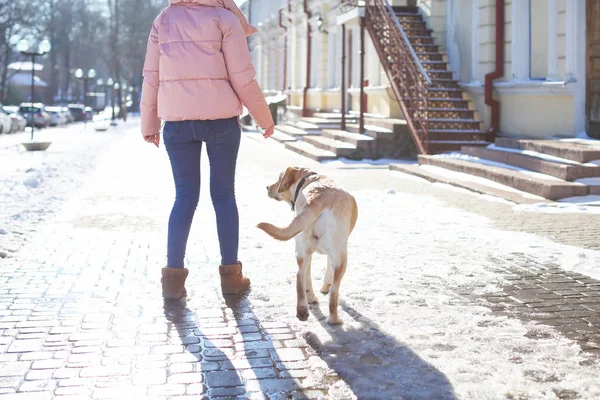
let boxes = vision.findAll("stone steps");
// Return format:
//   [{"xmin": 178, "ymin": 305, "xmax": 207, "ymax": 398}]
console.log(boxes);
[
  {"xmin": 271, "ymin": 129, "xmax": 297, "ymax": 143},
  {"xmin": 418, "ymin": 154, "xmax": 590, "ymax": 200},
  {"xmin": 496, "ymin": 137, "xmax": 600, "ymax": 163},
  {"xmin": 284, "ymin": 141, "xmax": 337, "ymax": 162},
  {"xmin": 390, "ymin": 163, "xmax": 549, "ymax": 204},
  {"xmin": 303, "ymin": 135, "xmax": 357, "ymax": 158},
  {"xmin": 462, "ymin": 145, "xmax": 600, "ymax": 181}
]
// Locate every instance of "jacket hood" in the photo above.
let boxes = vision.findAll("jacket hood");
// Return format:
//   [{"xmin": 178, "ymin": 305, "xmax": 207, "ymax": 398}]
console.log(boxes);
[{"xmin": 169, "ymin": 0, "xmax": 258, "ymax": 36}]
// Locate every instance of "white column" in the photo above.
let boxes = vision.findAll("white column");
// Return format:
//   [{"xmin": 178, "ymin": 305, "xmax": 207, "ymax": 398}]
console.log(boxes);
[
  {"xmin": 547, "ymin": 0, "xmax": 558, "ymax": 80},
  {"xmin": 352, "ymin": 27, "xmax": 360, "ymax": 88},
  {"xmin": 511, "ymin": 0, "xmax": 531, "ymax": 80},
  {"xmin": 470, "ymin": 0, "xmax": 479, "ymax": 82},
  {"xmin": 566, "ymin": 0, "xmax": 586, "ymax": 134},
  {"xmin": 327, "ymin": 29, "xmax": 336, "ymax": 88}
]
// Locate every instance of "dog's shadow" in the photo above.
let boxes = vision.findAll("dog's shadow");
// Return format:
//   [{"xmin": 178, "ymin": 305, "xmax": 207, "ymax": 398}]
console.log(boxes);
[{"xmin": 305, "ymin": 301, "xmax": 457, "ymax": 400}]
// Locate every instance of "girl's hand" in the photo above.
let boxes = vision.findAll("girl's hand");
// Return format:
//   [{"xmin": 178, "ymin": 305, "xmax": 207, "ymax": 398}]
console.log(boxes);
[
  {"xmin": 263, "ymin": 125, "xmax": 275, "ymax": 139},
  {"xmin": 144, "ymin": 134, "xmax": 160, "ymax": 148}
]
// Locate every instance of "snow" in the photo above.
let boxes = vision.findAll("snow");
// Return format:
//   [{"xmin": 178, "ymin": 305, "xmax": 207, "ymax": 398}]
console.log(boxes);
[
  {"xmin": 436, "ymin": 152, "xmax": 564, "ymax": 181},
  {"xmin": 321, "ymin": 157, "xmax": 414, "ymax": 167},
  {"xmin": 487, "ymin": 143, "xmax": 598, "ymax": 166},
  {"xmin": 0, "ymin": 118, "xmax": 133, "ymax": 256},
  {"xmin": 514, "ymin": 195, "xmax": 600, "ymax": 215},
  {"xmin": 3, "ymin": 123, "xmax": 600, "ymax": 399},
  {"xmin": 575, "ymin": 177, "xmax": 600, "ymax": 185}
]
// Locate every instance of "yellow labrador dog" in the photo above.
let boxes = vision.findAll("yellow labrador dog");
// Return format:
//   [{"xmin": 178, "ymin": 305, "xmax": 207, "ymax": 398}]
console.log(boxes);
[{"xmin": 257, "ymin": 167, "xmax": 358, "ymax": 325}]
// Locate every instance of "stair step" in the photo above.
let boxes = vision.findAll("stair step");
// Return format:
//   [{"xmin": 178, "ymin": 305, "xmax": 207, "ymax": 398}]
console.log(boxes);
[
  {"xmin": 428, "ymin": 88, "xmax": 464, "ymax": 98},
  {"xmin": 462, "ymin": 145, "xmax": 600, "ymax": 181},
  {"xmin": 411, "ymin": 44, "xmax": 440, "ymax": 53},
  {"xmin": 407, "ymin": 36, "xmax": 435, "ymax": 45},
  {"xmin": 312, "ymin": 112, "xmax": 357, "ymax": 121},
  {"xmin": 418, "ymin": 154, "xmax": 589, "ymax": 200},
  {"xmin": 425, "ymin": 129, "xmax": 487, "ymax": 142},
  {"xmin": 396, "ymin": 13, "xmax": 422, "ymax": 21},
  {"xmin": 303, "ymin": 135, "xmax": 358, "ymax": 158},
  {"xmin": 404, "ymin": 28, "xmax": 433, "ymax": 36},
  {"xmin": 410, "ymin": 108, "xmax": 476, "ymax": 120},
  {"xmin": 301, "ymin": 117, "xmax": 342, "ymax": 128},
  {"xmin": 426, "ymin": 140, "xmax": 489, "ymax": 153},
  {"xmin": 400, "ymin": 21, "xmax": 428, "ymax": 29},
  {"xmin": 271, "ymin": 129, "xmax": 297, "ymax": 143},
  {"xmin": 284, "ymin": 141, "xmax": 337, "ymax": 162},
  {"xmin": 390, "ymin": 163, "xmax": 549, "ymax": 204},
  {"xmin": 428, "ymin": 71, "xmax": 454, "ymax": 79},
  {"xmin": 346, "ymin": 123, "xmax": 396, "ymax": 140},
  {"xmin": 406, "ymin": 98, "xmax": 470, "ymax": 108},
  {"xmin": 392, "ymin": 6, "xmax": 419, "ymax": 13},
  {"xmin": 428, "ymin": 119, "xmax": 481, "ymax": 130},
  {"xmin": 430, "ymin": 79, "xmax": 460, "ymax": 88},
  {"xmin": 415, "ymin": 52, "xmax": 445, "ymax": 62},
  {"xmin": 496, "ymin": 138, "xmax": 600, "ymax": 163},
  {"xmin": 289, "ymin": 120, "xmax": 321, "ymax": 133},
  {"xmin": 322, "ymin": 129, "xmax": 375, "ymax": 147},
  {"xmin": 275, "ymin": 124, "xmax": 312, "ymax": 137}
]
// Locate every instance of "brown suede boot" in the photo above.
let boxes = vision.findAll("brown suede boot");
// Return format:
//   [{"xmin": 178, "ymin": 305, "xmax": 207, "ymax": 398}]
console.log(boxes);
[
  {"xmin": 161, "ymin": 268, "xmax": 189, "ymax": 300},
  {"xmin": 219, "ymin": 262, "xmax": 250, "ymax": 295}
]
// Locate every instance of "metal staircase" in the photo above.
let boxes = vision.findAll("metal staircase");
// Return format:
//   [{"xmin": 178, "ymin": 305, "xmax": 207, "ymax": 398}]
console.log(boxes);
[{"xmin": 355, "ymin": 0, "xmax": 490, "ymax": 154}]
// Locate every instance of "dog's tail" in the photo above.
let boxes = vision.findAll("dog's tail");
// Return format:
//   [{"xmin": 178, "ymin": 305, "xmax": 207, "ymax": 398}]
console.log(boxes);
[{"xmin": 257, "ymin": 203, "xmax": 322, "ymax": 241}]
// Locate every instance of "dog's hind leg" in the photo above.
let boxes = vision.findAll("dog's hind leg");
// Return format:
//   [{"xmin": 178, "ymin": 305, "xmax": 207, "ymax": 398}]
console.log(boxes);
[
  {"xmin": 306, "ymin": 258, "xmax": 318, "ymax": 304},
  {"xmin": 320, "ymin": 257, "xmax": 333, "ymax": 295},
  {"xmin": 327, "ymin": 251, "xmax": 347, "ymax": 325},
  {"xmin": 295, "ymin": 252, "xmax": 312, "ymax": 321}
]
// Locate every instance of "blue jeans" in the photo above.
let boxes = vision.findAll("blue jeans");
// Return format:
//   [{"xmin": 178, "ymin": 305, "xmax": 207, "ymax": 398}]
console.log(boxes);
[{"xmin": 163, "ymin": 118, "xmax": 241, "ymax": 268}]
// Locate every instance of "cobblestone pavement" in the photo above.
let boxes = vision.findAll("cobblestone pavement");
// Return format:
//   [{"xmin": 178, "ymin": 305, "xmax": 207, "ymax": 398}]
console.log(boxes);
[{"xmin": 1, "ymin": 125, "xmax": 600, "ymax": 399}]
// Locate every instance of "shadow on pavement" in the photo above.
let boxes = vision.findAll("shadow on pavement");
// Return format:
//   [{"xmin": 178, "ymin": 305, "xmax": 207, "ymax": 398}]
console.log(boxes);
[
  {"xmin": 163, "ymin": 295, "xmax": 310, "ymax": 399},
  {"xmin": 306, "ymin": 300, "xmax": 457, "ymax": 400}
]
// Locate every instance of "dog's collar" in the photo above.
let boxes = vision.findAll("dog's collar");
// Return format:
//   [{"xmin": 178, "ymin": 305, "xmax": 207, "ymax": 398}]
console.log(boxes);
[{"xmin": 291, "ymin": 173, "xmax": 316, "ymax": 212}]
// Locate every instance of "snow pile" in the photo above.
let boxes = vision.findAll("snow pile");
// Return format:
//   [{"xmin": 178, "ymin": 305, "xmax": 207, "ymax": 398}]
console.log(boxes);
[{"xmin": 0, "ymin": 120, "xmax": 134, "ymax": 257}]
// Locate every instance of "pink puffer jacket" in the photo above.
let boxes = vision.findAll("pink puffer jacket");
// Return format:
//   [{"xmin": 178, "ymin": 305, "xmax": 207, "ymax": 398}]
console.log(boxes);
[{"xmin": 141, "ymin": 0, "xmax": 274, "ymax": 138}]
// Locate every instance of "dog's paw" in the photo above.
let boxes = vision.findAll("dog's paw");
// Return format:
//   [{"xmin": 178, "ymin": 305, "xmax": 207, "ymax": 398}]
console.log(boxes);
[
  {"xmin": 296, "ymin": 306, "xmax": 310, "ymax": 321},
  {"xmin": 320, "ymin": 287, "xmax": 330, "ymax": 295},
  {"xmin": 326, "ymin": 315, "xmax": 344, "ymax": 325}
]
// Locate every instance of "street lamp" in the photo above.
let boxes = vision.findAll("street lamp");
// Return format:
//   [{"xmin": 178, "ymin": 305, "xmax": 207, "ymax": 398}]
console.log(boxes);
[
  {"xmin": 106, "ymin": 78, "xmax": 115, "ymax": 124},
  {"xmin": 112, "ymin": 81, "xmax": 120, "ymax": 126},
  {"xmin": 74, "ymin": 68, "xmax": 96, "ymax": 107},
  {"xmin": 17, "ymin": 38, "xmax": 51, "ymax": 146}
]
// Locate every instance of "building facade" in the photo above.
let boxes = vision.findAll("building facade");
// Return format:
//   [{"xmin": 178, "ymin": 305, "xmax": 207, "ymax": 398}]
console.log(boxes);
[{"xmin": 245, "ymin": 0, "xmax": 596, "ymax": 140}]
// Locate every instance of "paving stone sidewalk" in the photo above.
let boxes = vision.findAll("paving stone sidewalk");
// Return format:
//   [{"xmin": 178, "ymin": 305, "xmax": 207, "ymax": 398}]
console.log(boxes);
[
  {"xmin": 2, "ymin": 125, "xmax": 600, "ymax": 399},
  {"xmin": 0, "ymin": 128, "xmax": 345, "ymax": 400}
]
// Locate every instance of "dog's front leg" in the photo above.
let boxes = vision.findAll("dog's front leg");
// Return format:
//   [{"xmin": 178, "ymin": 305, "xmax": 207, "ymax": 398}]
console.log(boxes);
[{"xmin": 295, "ymin": 252, "xmax": 311, "ymax": 322}]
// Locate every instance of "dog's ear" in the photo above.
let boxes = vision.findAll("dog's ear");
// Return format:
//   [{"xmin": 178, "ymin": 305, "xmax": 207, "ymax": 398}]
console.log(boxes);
[{"xmin": 277, "ymin": 167, "xmax": 300, "ymax": 193}]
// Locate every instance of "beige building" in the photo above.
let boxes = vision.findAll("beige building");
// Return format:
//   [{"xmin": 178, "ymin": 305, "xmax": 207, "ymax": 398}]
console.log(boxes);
[{"xmin": 245, "ymin": 0, "xmax": 597, "ymax": 155}]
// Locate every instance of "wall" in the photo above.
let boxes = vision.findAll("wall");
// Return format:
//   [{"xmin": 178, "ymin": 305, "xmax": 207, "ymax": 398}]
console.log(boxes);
[{"xmin": 422, "ymin": 0, "xmax": 585, "ymax": 138}]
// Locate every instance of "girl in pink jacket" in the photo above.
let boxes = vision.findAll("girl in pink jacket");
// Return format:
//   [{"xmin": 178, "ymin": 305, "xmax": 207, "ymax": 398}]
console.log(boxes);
[{"xmin": 141, "ymin": 0, "xmax": 275, "ymax": 300}]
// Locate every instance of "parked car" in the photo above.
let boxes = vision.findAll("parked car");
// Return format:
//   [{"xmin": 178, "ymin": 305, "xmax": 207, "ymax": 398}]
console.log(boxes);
[
  {"xmin": 0, "ymin": 107, "xmax": 12, "ymax": 134},
  {"xmin": 67, "ymin": 104, "xmax": 86, "ymax": 122},
  {"xmin": 19, "ymin": 103, "xmax": 50, "ymax": 128},
  {"xmin": 2, "ymin": 106, "xmax": 26, "ymax": 132},
  {"xmin": 46, "ymin": 106, "xmax": 67, "ymax": 126},
  {"xmin": 62, "ymin": 107, "xmax": 74, "ymax": 123},
  {"xmin": 85, "ymin": 106, "xmax": 94, "ymax": 121}
]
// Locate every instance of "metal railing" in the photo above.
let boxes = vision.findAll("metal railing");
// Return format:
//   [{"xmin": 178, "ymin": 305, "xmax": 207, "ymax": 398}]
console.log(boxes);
[{"xmin": 341, "ymin": 0, "xmax": 431, "ymax": 154}]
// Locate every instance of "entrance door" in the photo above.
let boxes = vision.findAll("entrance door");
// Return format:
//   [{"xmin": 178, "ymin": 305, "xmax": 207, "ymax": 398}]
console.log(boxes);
[{"xmin": 587, "ymin": 0, "xmax": 600, "ymax": 137}]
